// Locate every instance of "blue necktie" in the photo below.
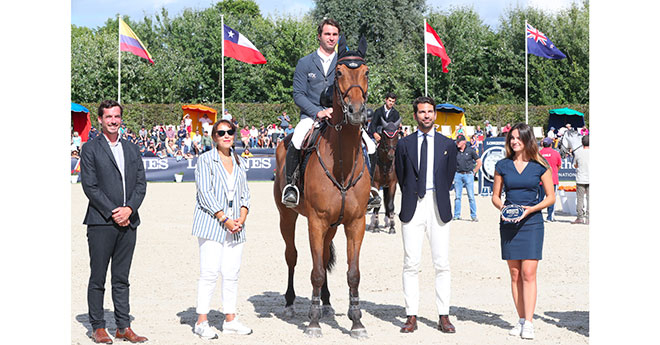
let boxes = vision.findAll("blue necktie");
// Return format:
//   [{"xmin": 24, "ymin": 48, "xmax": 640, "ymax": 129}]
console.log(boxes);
[{"xmin": 418, "ymin": 133, "xmax": 428, "ymax": 198}]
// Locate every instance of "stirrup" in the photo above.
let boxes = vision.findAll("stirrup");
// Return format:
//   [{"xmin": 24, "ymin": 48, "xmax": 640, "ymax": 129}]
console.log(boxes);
[
  {"xmin": 282, "ymin": 184, "xmax": 300, "ymax": 208},
  {"xmin": 367, "ymin": 187, "xmax": 381, "ymax": 211}
]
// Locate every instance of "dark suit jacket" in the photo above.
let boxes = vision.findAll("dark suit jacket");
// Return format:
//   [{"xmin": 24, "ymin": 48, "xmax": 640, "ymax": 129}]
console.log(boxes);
[
  {"xmin": 292, "ymin": 50, "xmax": 337, "ymax": 120},
  {"xmin": 395, "ymin": 131, "xmax": 458, "ymax": 223},
  {"xmin": 368, "ymin": 105, "xmax": 400, "ymax": 137},
  {"xmin": 80, "ymin": 135, "xmax": 147, "ymax": 228}
]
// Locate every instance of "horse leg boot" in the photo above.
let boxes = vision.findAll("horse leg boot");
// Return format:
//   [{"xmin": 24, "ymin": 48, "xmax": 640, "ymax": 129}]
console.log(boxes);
[
  {"xmin": 305, "ymin": 296, "xmax": 323, "ymax": 337},
  {"xmin": 348, "ymin": 293, "xmax": 368, "ymax": 338},
  {"xmin": 367, "ymin": 207, "xmax": 380, "ymax": 232},
  {"xmin": 282, "ymin": 143, "xmax": 301, "ymax": 208}
]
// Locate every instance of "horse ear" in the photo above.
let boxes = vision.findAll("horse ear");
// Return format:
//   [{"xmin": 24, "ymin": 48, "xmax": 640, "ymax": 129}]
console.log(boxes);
[
  {"xmin": 357, "ymin": 36, "xmax": 367, "ymax": 58},
  {"xmin": 394, "ymin": 117, "xmax": 402, "ymax": 128},
  {"xmin": 337, "ymin": 35, "xmax": 347, "ymax": 58}
]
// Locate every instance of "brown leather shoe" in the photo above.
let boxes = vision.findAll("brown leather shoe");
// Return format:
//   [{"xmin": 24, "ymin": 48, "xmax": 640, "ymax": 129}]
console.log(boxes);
[
  {"xmin": 92, "ymin": 328, "xmax": 113, "ymax": 344},
  {"xmin": 438, "ymin": 315, "xmax": 456, "ymax": 333},
  {"xmin": 115, "ymin": 327, "xmax": 148, "ymax": 343},
  {"xmin": 571, "ymin": 218, "xmax": 586, "ymax": 224},
  {"xmin": 400, "ymin": 315, "xmax": 418, "ymax": 333}
]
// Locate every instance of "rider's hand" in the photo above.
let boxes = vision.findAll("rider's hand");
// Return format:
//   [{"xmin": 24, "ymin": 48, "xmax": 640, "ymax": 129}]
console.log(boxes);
[{"xmin": 317, "ymin": 108, "xmax": 333, "ymax": 120}]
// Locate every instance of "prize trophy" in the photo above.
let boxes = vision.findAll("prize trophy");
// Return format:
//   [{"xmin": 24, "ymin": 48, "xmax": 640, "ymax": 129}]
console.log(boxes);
[{"xmin": 501, "ymin": 204, "xmax": 525, "ymax": 222}]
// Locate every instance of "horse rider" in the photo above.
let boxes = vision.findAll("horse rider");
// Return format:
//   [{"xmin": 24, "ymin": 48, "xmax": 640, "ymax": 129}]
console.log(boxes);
[{"xmin": 283, "ymin": 18, "xmax": 379, "ymax": 208}]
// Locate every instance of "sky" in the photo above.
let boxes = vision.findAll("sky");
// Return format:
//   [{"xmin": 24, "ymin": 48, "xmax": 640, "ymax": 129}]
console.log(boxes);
[{"xmin": 71, "ymin": 0, "xmax": 580, "ymax": 30}]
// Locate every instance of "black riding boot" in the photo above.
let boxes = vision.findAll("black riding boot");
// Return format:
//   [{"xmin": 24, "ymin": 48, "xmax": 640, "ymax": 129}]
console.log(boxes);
[{"xmin": 282, "ymin": 143, "xmax": 301, "ymax": 208}]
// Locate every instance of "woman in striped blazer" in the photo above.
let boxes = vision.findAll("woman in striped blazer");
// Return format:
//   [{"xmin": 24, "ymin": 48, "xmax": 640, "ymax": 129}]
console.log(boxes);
[{"xmin": 191, "ymin": 119, "xmax": 252, "ymax": 339}]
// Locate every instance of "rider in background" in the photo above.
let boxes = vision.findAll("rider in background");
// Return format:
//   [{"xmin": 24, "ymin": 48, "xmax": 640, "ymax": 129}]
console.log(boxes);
[{"xmin": 283, "ymin": 18, "xmax": 378, "ymax": 208}]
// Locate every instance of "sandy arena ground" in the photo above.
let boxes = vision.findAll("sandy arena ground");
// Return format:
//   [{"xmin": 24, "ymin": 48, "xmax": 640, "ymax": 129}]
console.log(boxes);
[{"xmin": 71, "ymin": 181, "xmax": 588, "ymax": 345}]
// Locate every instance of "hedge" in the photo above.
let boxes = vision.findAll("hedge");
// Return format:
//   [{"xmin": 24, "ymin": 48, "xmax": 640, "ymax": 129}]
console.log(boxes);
[{"xmin": 81, "ymin": 102, "xmax": 588, "ymax": 135}]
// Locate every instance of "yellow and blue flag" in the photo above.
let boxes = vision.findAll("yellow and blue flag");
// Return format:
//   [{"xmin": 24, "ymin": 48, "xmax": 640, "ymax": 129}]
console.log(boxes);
[{"xmin": 119, "ymin": 19, "xmax": 154, "ymax": 64}]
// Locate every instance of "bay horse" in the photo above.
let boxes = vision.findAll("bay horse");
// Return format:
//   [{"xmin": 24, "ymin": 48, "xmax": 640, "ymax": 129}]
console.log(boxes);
[
  {"xmin": 273, "ymin": 36, "xmax": 370, "ymax": 339},
  {"xmin": 367, "ymin": 119, "xmax": 401, "ymax": 234}
]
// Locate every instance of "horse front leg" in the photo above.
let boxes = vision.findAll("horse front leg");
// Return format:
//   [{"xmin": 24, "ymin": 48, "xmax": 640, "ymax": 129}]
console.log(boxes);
[
  {"xmin": 321, "ymin": 228, "xmax": 337, "ymax": 318},
  {"xmin": 384, "ymin": 185, "xmax": 396, "ymax": 234},
  {"xmin": 304, "ymin": 220, "xmax": 327, "ymax": 337},
  {"xmin": 345, "ymin": 217, "xmax": 368, "ymax": 339},
  {"xmin": 279, "ymin": 211, "xmax": 298, "ymax": 318}
]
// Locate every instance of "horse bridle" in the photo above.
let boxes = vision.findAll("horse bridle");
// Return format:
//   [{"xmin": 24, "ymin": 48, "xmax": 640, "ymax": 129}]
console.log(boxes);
[
  {"xmin": 326, "ymin": 56, "xmax": 368, "ymax": 130},
  {"xmin": 376, "ymin": 130, "xmax": 399, "ymax": 174}
]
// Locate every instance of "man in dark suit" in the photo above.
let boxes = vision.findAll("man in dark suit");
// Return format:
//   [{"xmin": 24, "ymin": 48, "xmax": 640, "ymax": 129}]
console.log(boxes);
[
  {"xmin": 80, "ymin": 100, "xmax": 148, "ymax": 344},
  {"xmin": 394, "ymin": 96, "xmax": 458, "ymax": 334},
  {"xmin": 368, "ymin": 92, "xmax": 400, "ymax": 142}
]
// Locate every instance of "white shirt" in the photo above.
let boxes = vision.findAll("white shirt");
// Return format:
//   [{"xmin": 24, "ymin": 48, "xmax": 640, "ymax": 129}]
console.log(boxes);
[
  {"xmin": 417, "ymin": 129, "xmax": 435, "ymax": 191},
  {"xmin": 383, "ymin": 105, "xmax": 392, "ymax": 118},
  {"xmin": 317, "ymin": 48, "xmax": 336, "ymax": 76},
  {"xmin": 103, "ymin": 134, "xmax": 126, "ymax": 205}
]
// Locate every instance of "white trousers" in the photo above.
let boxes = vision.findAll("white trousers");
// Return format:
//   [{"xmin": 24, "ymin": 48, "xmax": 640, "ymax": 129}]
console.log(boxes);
[
  {"xmin": 196, "ymin": 237, "xmax": 244, "ymax": 315},
  {"xmin": 401, "ymin": 191, "xmax": 451, "ymax": 315}
]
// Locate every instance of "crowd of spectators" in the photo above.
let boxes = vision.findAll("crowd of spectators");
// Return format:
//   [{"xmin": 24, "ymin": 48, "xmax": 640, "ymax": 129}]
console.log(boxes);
[{"xmin": 71, "ymin": 111, "xmax": 587, "ymax": 160}]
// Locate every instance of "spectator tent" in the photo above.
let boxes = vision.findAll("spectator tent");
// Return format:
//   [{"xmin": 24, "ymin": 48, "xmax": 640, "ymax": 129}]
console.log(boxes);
[
  {"xmin": 434, "ymin": 103, "xmax": 467, "ymax": 139},
  {"xmin": 548, "ymin": 107, "xmax": 585, "ymax": 130},
  {"xmin": 182, "ymin": 104, "xmax": 218, "ymax": 135},
  {"xmin": 71, "ymin": 102, "xmax": 91, "ymax": 142}
]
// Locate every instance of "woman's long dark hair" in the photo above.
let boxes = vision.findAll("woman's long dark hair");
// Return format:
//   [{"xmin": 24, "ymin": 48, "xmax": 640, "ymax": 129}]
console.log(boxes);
[
  {"xmin": 505, "ymin": 123, "xmax": 549, "ymax": 170},
  {"xmin": 212, "ymin": 119, "xmax": 241, "ymax": 166}
]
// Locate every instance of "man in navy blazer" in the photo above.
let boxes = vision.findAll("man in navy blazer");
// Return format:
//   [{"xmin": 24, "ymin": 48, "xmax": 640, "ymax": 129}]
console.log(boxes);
[
  {"xmin": 394, "ymin": 96, "xmax": 458, "ymax": 334},
  {"xmin": 80, "ymin": 100, "xmax": 148, "ymax": 344}
]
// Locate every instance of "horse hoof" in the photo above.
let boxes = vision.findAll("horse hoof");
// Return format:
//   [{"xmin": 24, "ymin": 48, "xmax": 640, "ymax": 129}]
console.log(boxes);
[
  {"xmin": 322, "ymin": 305, "xmax": 335, "ymax": 318},
  {"xmin": 304, "ymin": 327, "xmax": 323, "ymax": 338},
  {"xmin": 282, "ymin": 305, "xmax": 295, "ymax": 319},
  {"xmin": 350, "ymin": 328, "xmax": 369, "ymax": 339}
]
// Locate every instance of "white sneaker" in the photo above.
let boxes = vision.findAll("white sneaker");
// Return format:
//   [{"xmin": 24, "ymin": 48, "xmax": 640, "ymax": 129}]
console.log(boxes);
[
  {"xmin": 521, "ymin": 320, "xmax": 535, "ymax": 339},
  {"xmin": 194, "ymin": 320, "xmax": 218, "ymax": 340},
  {"xmin": 508, "ymin": 318, "xmax": 525, "ymax": 336},
  {"xmin": 222, "ymin": 319, "xmax": 253, "ymax": 335}
]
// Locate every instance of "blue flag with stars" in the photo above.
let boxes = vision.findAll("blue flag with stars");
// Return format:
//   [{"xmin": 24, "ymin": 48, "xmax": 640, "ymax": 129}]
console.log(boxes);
[{"xmin": 526, "ymin": 23, "xmax": 566, "ymax": 59}]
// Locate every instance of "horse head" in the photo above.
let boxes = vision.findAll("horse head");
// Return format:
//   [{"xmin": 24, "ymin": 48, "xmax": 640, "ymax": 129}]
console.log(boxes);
[
  {"xmin": 334, "ymin": 35, "xmax": 369, "ymax": 126},
  {"xmin": 378, "ymin": 119, "xmax": 401, "ymax": 161}
]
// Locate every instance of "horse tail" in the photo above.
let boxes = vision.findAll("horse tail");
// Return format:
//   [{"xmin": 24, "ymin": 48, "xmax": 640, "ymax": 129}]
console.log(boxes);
[{"xmin": 326, "ymin": 241, "xmax": 336, "ymax": 273}]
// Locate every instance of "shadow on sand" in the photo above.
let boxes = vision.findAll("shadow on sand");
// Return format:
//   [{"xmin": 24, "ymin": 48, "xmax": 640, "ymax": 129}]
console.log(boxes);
[{"xmin": 74, "ymin": 310, "xmax": 135, "ymax": 338}]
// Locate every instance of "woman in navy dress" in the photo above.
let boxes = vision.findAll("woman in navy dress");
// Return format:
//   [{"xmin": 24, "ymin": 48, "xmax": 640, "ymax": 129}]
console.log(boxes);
[{"xmin": 491, "ymin": 123, "xmax": 555, "ymax": 340}]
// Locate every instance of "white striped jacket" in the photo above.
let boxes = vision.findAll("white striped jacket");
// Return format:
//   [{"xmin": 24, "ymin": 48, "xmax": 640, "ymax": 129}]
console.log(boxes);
[{"xmin": 192, "ymin": 148, "xmax": 250, "ymax": 243}]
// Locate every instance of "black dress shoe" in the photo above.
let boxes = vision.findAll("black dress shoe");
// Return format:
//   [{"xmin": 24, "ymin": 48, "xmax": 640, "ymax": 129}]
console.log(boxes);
[
  {"xmin": 400, "ymin": 315, "xmax": 418, "ymax": 333},
  {"xmin": 438, "ymin": 315, "xmax": 456, "ymax": 333}
]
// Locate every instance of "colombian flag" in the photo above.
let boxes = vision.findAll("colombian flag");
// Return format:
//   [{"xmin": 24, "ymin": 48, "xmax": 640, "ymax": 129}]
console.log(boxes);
[{"xmin": 119, "ymin": 19, "xmax": 154, "ymax": 64}]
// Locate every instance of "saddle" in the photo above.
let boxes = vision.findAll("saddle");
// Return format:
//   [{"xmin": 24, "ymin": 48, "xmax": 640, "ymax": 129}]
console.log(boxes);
[{"xmin": 282, "ymin": 121, "xmax": 327, "ymax": 194}]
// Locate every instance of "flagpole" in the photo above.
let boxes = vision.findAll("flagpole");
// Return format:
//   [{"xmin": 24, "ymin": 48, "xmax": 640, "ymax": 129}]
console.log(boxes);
[
  {"xmin": 424, "ymin": 18, "xmax": 428, "ymax": 97},
  {"xmin": 118, "ymin": 15, "xmax": 122, "ymax": 104},
  {"xmin": 525, "ymin": 20, "xmax": 528, "ymax": 124},
  {"xmin": 221, "ymin": 14, "xmax": 225, "ymax": 116}
]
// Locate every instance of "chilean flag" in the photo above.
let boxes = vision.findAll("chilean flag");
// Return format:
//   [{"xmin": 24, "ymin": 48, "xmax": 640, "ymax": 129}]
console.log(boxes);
[
  {"xmin": 425, "ymin": 22, "xmax": 451, "ymax": 73},
  {"xmin": 224, "ymin": 25, "xmax": 267, "ymax": 64}
]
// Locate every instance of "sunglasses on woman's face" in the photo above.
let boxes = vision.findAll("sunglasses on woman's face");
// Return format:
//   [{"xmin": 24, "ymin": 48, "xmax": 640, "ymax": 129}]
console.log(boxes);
[{"xmin": 216, "ymin": 129, "xmax": 236, "ymax": 136}]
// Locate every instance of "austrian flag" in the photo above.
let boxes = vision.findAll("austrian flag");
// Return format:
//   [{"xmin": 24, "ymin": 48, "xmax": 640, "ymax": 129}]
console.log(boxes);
[
  {"xmin": 223, "ymin": 25, "xmax": 267, "ymax": 64},
  {"xmin": 425, "ymin": 22, "xmax": 451, "ymax": 73}
]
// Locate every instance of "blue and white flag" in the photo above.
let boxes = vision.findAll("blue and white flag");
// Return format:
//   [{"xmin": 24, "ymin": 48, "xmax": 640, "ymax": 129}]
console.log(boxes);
[{"xmin": 526, "ymin": 23, "xmax": 566, "ymax": 60}]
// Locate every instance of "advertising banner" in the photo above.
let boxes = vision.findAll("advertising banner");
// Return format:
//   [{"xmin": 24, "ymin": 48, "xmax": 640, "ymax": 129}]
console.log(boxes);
[
  {"xmin": 477, "ymin": 137, "xmax": 575, "ymax": 195},
  {"xmin": 71, "ymin": 156, "xmax": 277, "ymax": 182}
]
